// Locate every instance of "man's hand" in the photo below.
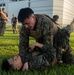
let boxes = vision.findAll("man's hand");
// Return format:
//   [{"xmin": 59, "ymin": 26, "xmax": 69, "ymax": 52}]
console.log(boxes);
[
  {"xmin": 29, "ymin": 42, "xmax": 36, "ymax": 52},
  {"xmin": 22, "ymin": 62, "xmax": 28, "ymax": 71},
  {"xmin": 29, "ymin": 42, "xmax": 43, "ymax": 52}
]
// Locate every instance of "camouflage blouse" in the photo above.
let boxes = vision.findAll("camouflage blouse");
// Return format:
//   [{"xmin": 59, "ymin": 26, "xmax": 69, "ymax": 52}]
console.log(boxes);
[{"xmin": 19, "ymin": 14, "xmax": 57, "ymax": 64}]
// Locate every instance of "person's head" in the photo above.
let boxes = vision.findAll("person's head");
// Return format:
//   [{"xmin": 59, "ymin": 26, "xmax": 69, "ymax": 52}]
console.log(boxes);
[
  {"xmin": 12, "ymin": 14, "xmax": 15, "ymax": 17},
  {"xmin": 1, "ymin": 55, "xmax": 23, "ymax": 71},
  {"xmin": 2, "ymin": 8, "xmax": 5, "ymax": 12},
  {"xmin": 18, "ymin": 7, "xmax": 36, "ymax": 30},
  {"xmin": 53, "ymin": 15, "xmax": 59, "ymax": 22},
  {"xmin": 1, "ymin": 59, "xmax": 12, "ymax": 72}
]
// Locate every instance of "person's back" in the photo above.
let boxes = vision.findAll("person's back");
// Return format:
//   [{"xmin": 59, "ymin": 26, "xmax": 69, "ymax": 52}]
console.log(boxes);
[{"xmin": 12, "ymin": 16, "xmax": 17, "ymax": 24}]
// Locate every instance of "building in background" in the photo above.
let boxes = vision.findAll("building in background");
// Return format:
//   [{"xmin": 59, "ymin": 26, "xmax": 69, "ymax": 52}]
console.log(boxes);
[{"xmin": 0, "ymin": 0, "xmax": 74, "ymax": 26}]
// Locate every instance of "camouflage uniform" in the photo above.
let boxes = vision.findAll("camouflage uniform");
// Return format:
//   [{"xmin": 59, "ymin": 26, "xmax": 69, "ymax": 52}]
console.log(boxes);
[
  {"xmin": 61, "ymin": 25, "xmax": 74, "ymax": 64},
  {"xmin": 0, "ymin": 10, "xmax": 7, "ymax": 36},
  {"xmin": 54, "ymin": 25, "xmax": 74, "ymax": 64},
  {"xmin": 19, "ymin": 14, "xmax": 57, "ymax": 70},
  {"xmin": 11, "ymin": 16, "xmax": 18, "ymax": 33}
]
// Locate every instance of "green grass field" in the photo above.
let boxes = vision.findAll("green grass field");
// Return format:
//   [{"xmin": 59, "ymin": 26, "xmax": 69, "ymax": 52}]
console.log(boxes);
[{"xmin": 0, "ymin": 26, "xmax": 74, "ymax": 75}]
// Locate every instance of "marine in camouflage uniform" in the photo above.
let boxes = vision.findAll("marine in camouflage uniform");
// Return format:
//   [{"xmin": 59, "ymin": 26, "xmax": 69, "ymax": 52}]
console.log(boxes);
[
  {"xmin": 11, "ymin": 14, "xmax": 18, "ymax": 33},
  {"xmin": 19, "ymin": 14, "xmax": 57, "ymax": 70},
  {"xmin": 18, "ymin": 8, "xmax": 74, "ymax": 70},
  {"xmin": 61, "ymin": 21, "xmax": 74, "ymax": 64},
  {"xmin": 54, "ymin": 19, "xmax": 74, "ymax": 64},
  {"xmin": 0, "ymin": 9, "xmax": 8, "ymax": 36}
]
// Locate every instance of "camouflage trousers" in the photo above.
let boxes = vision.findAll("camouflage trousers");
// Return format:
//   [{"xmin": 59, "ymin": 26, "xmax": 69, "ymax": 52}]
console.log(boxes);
[
  {"xmin": 62, "ymin": 45, "xmax": 74, "ymax": 64},
  {"xmin": 53, "ymin": 25, "xmax": 74, "ymax": 64},
  {"xmin": 29, "ymin": 54, "xmax": 50, "ymax": 70},
  {"xmin": 28, "ymin": 49, "xmax": 56, "ymax": 70},
  {"xmin": 0, "ymin": 22, "xmax": 6, "ymax": 36},
  {"xmin": 12, "ymin": 23, "xmax": 17, "ymax": 34}
]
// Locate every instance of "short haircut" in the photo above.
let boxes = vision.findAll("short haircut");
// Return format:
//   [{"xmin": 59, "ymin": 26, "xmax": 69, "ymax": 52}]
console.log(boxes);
[
  {"xmin": 1, "ymin": 59, "xmax": 12, "ymax": 72},
  {"xmin": 18, "ymin": 7, "xmax": 34, "ymax": 23},
  {"xmin": 53, "ymin": 15, "xmax": 59, "ymax": 21}
]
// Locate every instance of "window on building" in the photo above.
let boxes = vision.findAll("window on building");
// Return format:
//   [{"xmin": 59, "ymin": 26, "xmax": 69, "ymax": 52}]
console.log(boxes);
[
  {"xmin": 10, "ymin": 0, "xmax": 18, "ymax": 1},
  {"xmin": 19, "ymin": 0, "xmax": 24, "ymax": 1},
  {"xmin": 3, "ymin": 3, "xmax": 5, "ymax": 6},
  {"xmin": 0, "ymin": 4, "xmax": 2, "ymax": 6}
]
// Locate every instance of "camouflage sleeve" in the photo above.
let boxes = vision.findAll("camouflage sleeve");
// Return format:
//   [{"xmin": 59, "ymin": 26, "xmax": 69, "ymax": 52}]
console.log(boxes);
[
  {"xmin": 41, "ymin": 17, "xmax": 56, "ymax": 61},
  {"xmin": 19, "ymin": 26, "xmax": 29, "ymax": 63},
  {"xmin": 42, "ymin": 44, "xmax": 56, "ymax": 62},
  {"xmin": 63, "ymin": 25, "xmax": 73, "ymax": 34},
  {"xmin": 41, "ymin": 17, "xmax": 54, "ymax": 46}
]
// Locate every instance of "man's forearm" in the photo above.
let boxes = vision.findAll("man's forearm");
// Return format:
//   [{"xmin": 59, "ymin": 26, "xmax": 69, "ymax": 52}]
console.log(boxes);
[{"xmin": 34, "ymin": 42, "xmax": 43, "ymax": 48}]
